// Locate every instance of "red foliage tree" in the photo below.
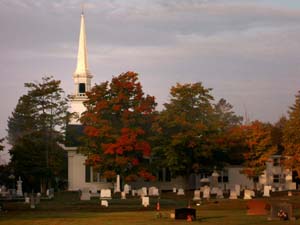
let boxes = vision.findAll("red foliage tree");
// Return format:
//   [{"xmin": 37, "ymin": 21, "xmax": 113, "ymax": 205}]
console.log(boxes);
[{"xmin": 80, "ymin": 72, "xmax": 157, "ymax": 182}]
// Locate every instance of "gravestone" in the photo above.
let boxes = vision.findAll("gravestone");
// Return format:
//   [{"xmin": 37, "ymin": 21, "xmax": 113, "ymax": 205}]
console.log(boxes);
[
  {"xmin": 244, "ymin": 189, "xmax": 255, "ymax": 200},
  {"xmin": 131, "ymin": 189, "xmax": 136, "ymax": 196},
  {"xmin": 36, "ymin": 193, "xmax": 41, "ymax": 204},
  {"xmin": 101, "ymin": 200, "xmax": 109, "ymax": 207},
  {"xmin": 115, "ymin": 174, "xmax": 121, "ymax": 193},
  {"xmin": 90, "ymin": 187, "xmax": 98, "ymax": 197},
  {"xmin": 16, "ymin": 177, "xmax": 23, "ymax": 196},
  {"xmin": 30, "ymin": 195, "xmax": 35, "ymax": 209},
  {"xmin": 216, "ymin": 189, "xmax": 224, "ymax": 199},
  {"xmin": 203, "ymin": 186, "xmax": 210, "ymax": 199},
  {"xmin": 142, "ymin": 196, "xmax": 149, "ymax": 207},
  {"xmin": 175, "ymin": 208, "xmax": 196, "ymax": 220},
  {"xmin": 193, "ymin": 190, "xmax": 201, "ymax": 201},
  {"xmin": 100, "ymin": 189, "xmax": 112, "ymax": 199},
  {"xmin": 229, "ymin": 190, "xmax": 238, "ymax": 199},
  {"xmin": 263, "ymin": 186, "xmax": 272, "ymax": 197},
  {"xmin": 247, "ymin": 200, "xmax": 269, "ymax": 215},
  {"xmin": 80, "ymin": 188, "xmax": 91, "ymax": 200},
  {"xmin": 124, "ymin": 184, "xmax": 131, "ymax": 194},
  {"xmin": 47, "ymin": 188, "xmax": 54, "ymax": 199},
  {"xmin": 25, "ymin": 196, "xmax": 30, "ymax": 204},
  {"xmin": 268, "ymin": 202, "xmax": 295, "ymax": 221},
  {"xmin": 177, "ymin": 188, "xmax": 185, "ymax": 196},
  {"xmin": 173, "ymin": 187, "xmax": 177, "ymax": 193},
  {"xmin": 121, "ymin": 191, "xmax": 126, "ymax": 200},
  {"xmin": 148, "ymin": 186, "xmax": 159, "ymax": 196},
  {"xmin": 142, "ymin": 187, "xmax": 148, "ymax": 196}
]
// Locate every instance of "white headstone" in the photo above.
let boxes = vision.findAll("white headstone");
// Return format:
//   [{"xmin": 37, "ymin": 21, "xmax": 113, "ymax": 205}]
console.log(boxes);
[
  {"xmin": 25, "ymin": 197, "xmax": 30, "ymax": 204},
  {"xmin": 177, "ymin": 188, "xmax": 185, "ymax": 196},
  {"xmin": 243, "ymin": 189, "xmax": 252, "ymax": 200},
  {"xmin": 148, "ymin": 186, "xmax": 159, "ymax": 196},
  {"xmin": 229, "ymin": 190, "xmax": 238, "ymax": 199},
  {"xmin": 142, "ymin": 187, "xmax": 148, "ymax": 196},
  {"xmin": 124, "ymin": 184, "xmax": 131, "ymax": 194},
  {"xmin": 101, "ymin": 200, "xmax": 109, "ymax": 207},
  {"xmin": 263, "ymin": 185, "xmax": 271, "ymax": 197},
  {"xmin": 80, "ymin": 188, "xmax": 91, "ymax": 200},
  {"xmin": 142, "ymin": 196, "xmax": 149, "ymax": 207},
  {"xmin": 16, "ymin": 177, "xmax": 23, "ymax": 196},
  {"xmin": 121, "ymin": 191, "xmax": 126, "ymax": 199},
  {"xmin": 100, "ymin": 189, "xmax": 112, "ymax": 199},
  {"xmin": 193, "ymin": 190, "xmax": 201, "ymax": 201},
  {"xmin": 131, "ymin": 189, "xmax": 136, "ymax": 196},
  {"xmin": 173, "ymin": 187, "xmax": 177, "ymax": 193},
  {"xmin": 203, "ymin": 186, "xmax": 210, "ymax": 199},
  {"xmin": 115, "ymin": 174, "xmax": 121, "ymax": 193}
]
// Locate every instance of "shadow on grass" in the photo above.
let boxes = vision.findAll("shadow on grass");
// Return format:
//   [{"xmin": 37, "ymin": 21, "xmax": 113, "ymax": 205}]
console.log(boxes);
[{"xmin": 197, "ymin": 215, "xmax": 226, "ymax": 222}]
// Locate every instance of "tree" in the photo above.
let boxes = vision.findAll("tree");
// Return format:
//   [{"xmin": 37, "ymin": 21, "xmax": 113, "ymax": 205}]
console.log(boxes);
[
  {"xmin": 241, "ymin": 121, "xmax": 276, "ymax": 185},
  {"xmin": 211, "ymin": 98, "xmax": 245, "ymax": 165},
  {"xmin": 283, "ymin": 91, "xmax": 300, "ymax": 175},
  {"xmin": 152, "ymin": 82, "xmax": 216, "ymax": 176},
  {"xmin": 7, "ymin": 76, "xmax": 68, "ymax": 192},
  {"xmin": 80, "ymin": 72, "xmax": 157, "ymax": 182}
]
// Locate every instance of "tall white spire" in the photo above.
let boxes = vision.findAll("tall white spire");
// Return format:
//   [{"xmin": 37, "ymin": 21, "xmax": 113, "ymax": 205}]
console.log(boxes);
[
  {"xmin": 70, "ymin": 10, "xmax": 93, "ymax": 124},
  {"xmin": 74, "ymin": 11, "xmax": 91, "ymax": 77}
]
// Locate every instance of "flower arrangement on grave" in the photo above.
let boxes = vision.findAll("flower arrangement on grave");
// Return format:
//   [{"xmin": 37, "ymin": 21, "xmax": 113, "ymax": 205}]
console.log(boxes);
[{"xmin": 277, "ymin": 209, "xmax": 288, "ymax": 220}]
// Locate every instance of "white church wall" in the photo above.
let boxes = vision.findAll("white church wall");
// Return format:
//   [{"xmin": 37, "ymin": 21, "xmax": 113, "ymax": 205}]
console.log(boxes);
[{"xmin": 67, "ymin": 150, "xmax": 112, "ymax": 191}]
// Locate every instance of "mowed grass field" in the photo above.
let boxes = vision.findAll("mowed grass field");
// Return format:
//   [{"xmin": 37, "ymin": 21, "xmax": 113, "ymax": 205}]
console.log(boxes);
[{"xmin": 1, "ymin": 191, "xmax": 300, "ymax": 225}]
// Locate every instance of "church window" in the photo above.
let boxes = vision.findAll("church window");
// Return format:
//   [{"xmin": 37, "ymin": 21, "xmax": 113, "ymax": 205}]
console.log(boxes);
[
  {"xmin": 273, "ymin": 174, "xmax": 280, "ymax": 183},
  {"xmin": 85, "ymin": 165, "xmax": 91, "ymax": 183},
  {"xmin": 79, "ymin": 83, "xmax": 86, "ymax": 93},
  {"xmin": 273, "ymin": 158, "xmax": 280, "ymax": 167}
]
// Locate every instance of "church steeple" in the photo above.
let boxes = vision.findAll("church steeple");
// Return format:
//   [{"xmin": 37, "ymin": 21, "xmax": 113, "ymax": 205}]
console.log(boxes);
[
  {"xmin": 75, "ymin": 12, "xmax": 90, "ymax": 76},
  {"xmin": 73, "ymin": 11, "xmax": 92, "ymax": 97}
]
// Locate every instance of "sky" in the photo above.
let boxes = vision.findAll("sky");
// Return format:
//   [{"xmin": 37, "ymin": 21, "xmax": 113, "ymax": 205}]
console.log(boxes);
[{"xmin": 0, "ymin": 0, "xmax": 300, "ymax": 163}]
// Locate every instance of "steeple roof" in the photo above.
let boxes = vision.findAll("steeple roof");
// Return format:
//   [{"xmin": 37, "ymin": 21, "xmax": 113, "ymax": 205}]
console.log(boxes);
[{"xmin": 74, "ymin": 12, "xmax": 90, "ymax": 76}]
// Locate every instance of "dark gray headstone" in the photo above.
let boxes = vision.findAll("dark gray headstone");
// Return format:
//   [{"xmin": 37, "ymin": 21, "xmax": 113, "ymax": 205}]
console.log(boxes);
[
  {"xmin": 268, "ymin": 202, "xmax": 295, "ymax": 221},
  {"xmin": 175, "ymin": 208, "xmax": 196, "ymax": 220}
]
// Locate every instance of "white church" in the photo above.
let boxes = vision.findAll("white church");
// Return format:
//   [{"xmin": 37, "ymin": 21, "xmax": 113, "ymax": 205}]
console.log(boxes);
[{"xmin": 62, "ymin": 12, "xmax": 297, "ymax": 193}]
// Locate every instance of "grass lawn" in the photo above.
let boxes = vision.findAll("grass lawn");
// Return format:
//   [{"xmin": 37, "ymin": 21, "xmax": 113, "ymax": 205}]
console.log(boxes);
[{"xmin": 0, "ymin": 191, "xmax": 300, "ymax": 225}]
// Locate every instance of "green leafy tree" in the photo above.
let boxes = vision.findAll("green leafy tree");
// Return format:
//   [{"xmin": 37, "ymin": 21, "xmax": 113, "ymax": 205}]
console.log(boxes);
[
  {"xmin": 283, "ymin": 91, "xmax": 300, "ymax": 175},
  {"xmin": 80, "ymin": 72, "xmax": 157, "ymax": 182},
  {"xmin": 212, "ymin": 98, "xmax": 245, "ymax": 165},
  {"xmin": 153, "ymin": 82, "xmax": 216, "ymax": 176},
  {"xmin": 7, "ymin": 76, "xmax": 68, "ymax": 192}
]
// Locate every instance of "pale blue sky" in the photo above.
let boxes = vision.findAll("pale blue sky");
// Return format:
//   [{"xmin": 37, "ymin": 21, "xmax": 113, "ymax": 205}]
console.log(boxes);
[{"xmin": 0, "ymin": 0, "xmax": 300, "ymax": 163}]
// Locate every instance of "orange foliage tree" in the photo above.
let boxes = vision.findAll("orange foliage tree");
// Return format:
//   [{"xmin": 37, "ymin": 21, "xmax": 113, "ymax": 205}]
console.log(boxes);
[
  {"xmin": 241, "ymin": 121, "xmax": 276, "ymax": 184},
  {"xmin": 80, "ymin": 72, "xmax": 157, "ymax": 182}
]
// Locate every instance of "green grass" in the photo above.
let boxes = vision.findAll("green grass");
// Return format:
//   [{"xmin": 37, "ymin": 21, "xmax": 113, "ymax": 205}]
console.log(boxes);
[{"xmin": 0, "ymin": 191, "xmax": 300, "ymax": 225}]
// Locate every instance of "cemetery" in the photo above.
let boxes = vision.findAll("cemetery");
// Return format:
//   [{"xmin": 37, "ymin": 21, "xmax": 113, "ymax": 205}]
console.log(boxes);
[{"xmin": 1, "ymin": 178, "xmax": 300, "ymax": 225}]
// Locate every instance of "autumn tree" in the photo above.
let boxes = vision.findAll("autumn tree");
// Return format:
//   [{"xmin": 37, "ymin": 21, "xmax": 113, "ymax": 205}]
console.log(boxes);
[
  {"xmin": 80, "ymin": 72, "xmax": 157, "ymax": 182},
  {"xmin": 7, "ymin": 76, "xmax": 68, "ymax": 192},
  {"xmin": 241, "ymin": 121, "xmax": 276, "ymax": 185},
  {"xmin": 211, "ymin": 98, "xmax": 245, "ymax": 165},
  {"xmin": 152, "ymin": 82, "xmax": 217, "ymax": 176},
  {"xmin": 283, "ymin": 91, "xmax": 300, "ymax": 176}
]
